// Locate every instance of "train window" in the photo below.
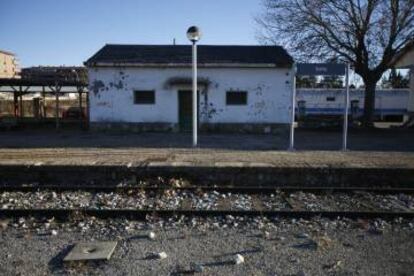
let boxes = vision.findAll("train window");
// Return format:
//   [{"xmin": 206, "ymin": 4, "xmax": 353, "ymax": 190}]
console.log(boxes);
[{"xmin": 326, "ymin": 97, "xmax": 336, "ymax": 102}]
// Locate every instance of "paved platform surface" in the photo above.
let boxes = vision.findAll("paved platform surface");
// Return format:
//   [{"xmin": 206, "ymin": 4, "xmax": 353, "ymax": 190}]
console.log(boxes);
[
  {"xmin": 0, "ymin": 148, "xmax": 413, "ymax": 169},
  {"xmin": 0, "ymin": 129, "xmax": 413, "ymax": 169}
]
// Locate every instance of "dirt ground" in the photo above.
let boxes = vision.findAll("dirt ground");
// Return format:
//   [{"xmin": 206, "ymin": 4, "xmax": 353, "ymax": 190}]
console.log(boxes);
[{"xmin": 0, "ymin": 217, "xmax": 413, "ymax": 276}]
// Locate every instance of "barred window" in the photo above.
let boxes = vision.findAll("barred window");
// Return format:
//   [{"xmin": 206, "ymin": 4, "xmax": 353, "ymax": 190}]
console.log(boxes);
[
  {"xmin": 226, "ymin": 91, "xmax": 247, "ymax": 105},
  {"xmin": 134, "ymin": 90, "xmax": 155, "ymax": 104}
]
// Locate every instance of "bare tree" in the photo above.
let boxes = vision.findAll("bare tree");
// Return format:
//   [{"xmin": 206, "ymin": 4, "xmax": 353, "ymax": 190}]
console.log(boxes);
[{"xmin": 256, "ymin": 0, "xmax": 414, "ymax": 126}]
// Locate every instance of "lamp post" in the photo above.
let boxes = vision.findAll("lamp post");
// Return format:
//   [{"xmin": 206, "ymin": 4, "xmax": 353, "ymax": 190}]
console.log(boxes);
[
  {"xmin": 342, "ymin": 63, "xmax": 350, "ymax": 151},
  {"xmin": 187, "ymin": 26, "xmax": 201, "ymax": 147},
  {"xmin": 289, "ymin": 63, "xmax": 297, "ymax": 151}
]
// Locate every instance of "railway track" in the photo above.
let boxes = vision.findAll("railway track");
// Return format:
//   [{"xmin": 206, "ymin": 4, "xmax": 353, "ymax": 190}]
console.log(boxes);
[
  {"xmin": 1, "ymin": 185, "xmax": 414, "ymax": 194},
  {"xmin": 1, "ymin": 185, "xmax": 413, "ymax": 220},
  {"xmin": 1, "ymin": 208, "xmax": 414, "ymax": 220}
]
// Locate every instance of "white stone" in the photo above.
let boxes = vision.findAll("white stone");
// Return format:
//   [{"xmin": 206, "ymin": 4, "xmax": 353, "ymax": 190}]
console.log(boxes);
[
  {"xmin": 148, "ymin": 232, "xmax": 156, "ymax": 240},
  {"xmin": 156, "ymin": 252, "xmax": 168, "ymax": 260},
  {"xmin": 233, "ymin": 254, "xmax": 244, "ymax": 265},
  {"xmin": 51, "ymin": 230, "xmax": 58, "ymax": 236}
]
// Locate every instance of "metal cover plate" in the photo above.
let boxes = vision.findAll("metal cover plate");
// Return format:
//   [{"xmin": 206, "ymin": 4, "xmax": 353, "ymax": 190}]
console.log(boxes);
[{"xmin": 63, "ymin": 241, "xmax": 117, "ymax": 262}]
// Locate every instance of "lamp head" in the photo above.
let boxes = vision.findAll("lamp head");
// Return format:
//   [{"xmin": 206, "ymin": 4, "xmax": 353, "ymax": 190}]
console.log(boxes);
[{"xmin": 186, "ymin": 26, "xmax": 201, "ymax": 42}]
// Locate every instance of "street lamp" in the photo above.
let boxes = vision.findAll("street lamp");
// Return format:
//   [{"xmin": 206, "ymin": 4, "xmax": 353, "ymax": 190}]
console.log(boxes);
[{"xmin": 187, "ymin": 26, "xmax": 201, "ymax": 147}]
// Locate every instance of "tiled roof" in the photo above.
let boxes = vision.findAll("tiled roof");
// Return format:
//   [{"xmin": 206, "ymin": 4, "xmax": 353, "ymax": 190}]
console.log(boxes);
[{"xmin": 85, "ymin": 44, "xmax": 293, "ymax": 67}]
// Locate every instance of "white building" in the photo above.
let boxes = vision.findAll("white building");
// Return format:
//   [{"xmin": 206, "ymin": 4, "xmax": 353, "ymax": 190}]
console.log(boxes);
[
  {"xmin": 393, "ymin": 41, "xmax": 414, "ymax": 120},
  {"xmin": 85, "ymin": 44, "xmax": 294, "ymax": 134},
  {"xmin": 0, "ymin": 50, "xmax": 20, "ymax": 78}
]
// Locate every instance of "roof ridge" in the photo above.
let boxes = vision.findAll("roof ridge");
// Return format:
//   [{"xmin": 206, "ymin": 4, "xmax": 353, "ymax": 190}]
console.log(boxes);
[{"xmin": 103, "ymin": 44, "xmax": 284, "ymax": 48}]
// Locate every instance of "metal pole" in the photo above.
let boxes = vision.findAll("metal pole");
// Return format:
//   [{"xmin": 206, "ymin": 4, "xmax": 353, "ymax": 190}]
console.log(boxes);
[
  {"xmin": 192, "ymin": 41, "xmax": 198, "ymax": 147},
  {"xmin": 79, "ymin": 91, "xmax": 83, "ymax": 129},
  {"xmin": 55, "ymin": 89, "xmax": 60, "ymax": 130},
  {"xmin": 288, "ymin": 64, "xmax": 297, "ymax": 151},
  {"xmin": 342, "ymin": 63, "xmax": 350, "ymax": 151}
]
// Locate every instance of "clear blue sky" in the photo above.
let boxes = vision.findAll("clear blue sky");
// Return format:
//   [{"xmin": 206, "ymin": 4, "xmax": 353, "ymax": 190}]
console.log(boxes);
[{"xmin": 0, "ymin": 0, "xmax": 262, "ymax": 67}]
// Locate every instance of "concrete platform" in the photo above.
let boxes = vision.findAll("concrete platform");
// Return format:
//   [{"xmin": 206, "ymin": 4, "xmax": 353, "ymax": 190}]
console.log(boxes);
[{"xmin": 0, "ymin": 148, "xmax": 413, "ymax": 188}]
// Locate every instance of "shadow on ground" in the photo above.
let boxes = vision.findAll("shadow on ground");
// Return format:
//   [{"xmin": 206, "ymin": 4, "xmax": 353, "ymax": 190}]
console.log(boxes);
[{"xmin": 0, "ymin": 128, "xmax": 413, "ymax": 151}]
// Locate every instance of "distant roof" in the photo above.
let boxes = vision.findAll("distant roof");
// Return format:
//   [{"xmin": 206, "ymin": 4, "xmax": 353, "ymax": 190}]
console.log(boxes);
[
  {"xmin": 0, "ymin": 78, "xmax": 87, "ymax": 87},
  {"xmin": 392, "ymin": 40, "xmax": 414, "ymax": 68},
  {"xmin": 0, "ymin": 49, "xmax": 15, "ymax": 56},
  {"xmin": 85, "ymin": 44, "xmax": 293, "ymax": 68}
]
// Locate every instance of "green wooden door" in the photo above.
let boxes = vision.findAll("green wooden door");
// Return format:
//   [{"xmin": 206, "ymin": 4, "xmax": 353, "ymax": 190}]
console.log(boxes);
[{"xmin": 178, "ymin": 90, "xmax": 193, "ymax": 132}]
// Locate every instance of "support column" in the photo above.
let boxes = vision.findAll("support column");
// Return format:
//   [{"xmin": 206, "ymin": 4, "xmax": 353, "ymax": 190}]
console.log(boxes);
[
  {"xmin": 55, "ymin": 91, "xmax": 60, "ymax": 129},
  {"xmin": 78, "ymin": 90, "xmax": 83, "ymax": 129},
  {"xmin": 19, "ymin": 86, "xmax": 23, "ymax": 118},
  {"xmin": 289, "ymin": 64, "xmax": 297, "ymax": 151},
  {"xmin": 42, "ymin": 86, "xmax": 46, "ymax": 118},
  {"xmin": 13, "ymin": 91, "xmax": 18, "ymax": 117},
  {"xmin": 86, "ymin": 90, "xmax": 90, "ymax": 129},
  {"xmin": 52, "ymin": 82, "xmax": 61, "ymax": 130}
]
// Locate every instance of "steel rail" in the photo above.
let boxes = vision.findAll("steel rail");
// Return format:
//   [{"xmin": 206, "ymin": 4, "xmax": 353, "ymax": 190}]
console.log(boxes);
[
  {"xmin": 1, "ymin": 185, "xmax": 414, "ymax": 194},
  {"xmin": 0, "ymin": 209, "xmax": 413, "ymax": 220}
]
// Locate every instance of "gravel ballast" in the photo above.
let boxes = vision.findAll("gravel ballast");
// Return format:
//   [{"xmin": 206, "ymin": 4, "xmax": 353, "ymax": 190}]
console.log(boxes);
[{"xmin": 1, "ymin": 190, "xmax": 413, "ymax": 212}]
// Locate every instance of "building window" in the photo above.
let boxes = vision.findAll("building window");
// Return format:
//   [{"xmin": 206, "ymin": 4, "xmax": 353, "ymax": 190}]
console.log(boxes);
[
  {"xmin": 326, "ymin": 96, "xmax": 336, "ymax": 102},
  {"xmin": 226, "ymin": 91, "xmax": 247, "ymax": 105},
  {"xmin": 134, "ymin": 90, "xmax": 155, "ymax": 104}
]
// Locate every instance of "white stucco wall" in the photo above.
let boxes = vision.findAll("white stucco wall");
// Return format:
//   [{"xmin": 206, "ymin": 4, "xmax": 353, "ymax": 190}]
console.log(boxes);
[
  {"xmin": 409, "ymin": 69, "xmax": 414, "ymax": 112},
  {"xmin": 394, "ymin": 48, "xmax": 414, "ymax": 113},
  {"xmin": 88, "ymin": 67, "xmax": 293, "ymax": 124}
]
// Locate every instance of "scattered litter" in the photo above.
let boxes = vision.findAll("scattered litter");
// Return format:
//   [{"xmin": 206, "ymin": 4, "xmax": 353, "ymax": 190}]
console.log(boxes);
[
  {"xmin": 367, "ymin": 227, "xmax": 383, "ymax": 235},
  {"xmin": 0, "ymin": 219, "xmax": 9, "ymax": 230},
  {"xmin": 296, "ymin": 270, "xmax": 307, "ymax": 276},
  {"xmin": 233, "ymin": 254, "xmax": 244, "ymax": 265},
  {"xmin": 289, "ymin": 256, "xmax": 298, "ymax": 263},
  {"xmin": 293, "ymin": 239, "xmax": 318, "ymax": 250},
  {"xmin": 192, "ymin": 263, "xmax": 204, "ymax": 273},
  {"xmin": 323, "ymin": 260, "xmax": 344, "ymax": 271},
  {"xmin": 296, "ymin": 233, "xmax": 310, "ymax": 239},
  {"xmin": 51, "ymin": 230, "xmax": 58, "ymax": 236},
  {"xmin": 154, "ymin": 251, "xmax": 168, "ymax": 260},
  {"xmin": 148, "ymin": 231, "xmax": 156, "ymax": 240},
  {"xmin": 315, "ymin": 235, "xmax": 334, "ymax": 250}
]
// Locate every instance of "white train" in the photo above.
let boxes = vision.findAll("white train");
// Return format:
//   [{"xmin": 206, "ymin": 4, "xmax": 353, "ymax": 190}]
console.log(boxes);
[{"xmin": 296, "ymin": 89, "xmax": 409, "ymax": 121}]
